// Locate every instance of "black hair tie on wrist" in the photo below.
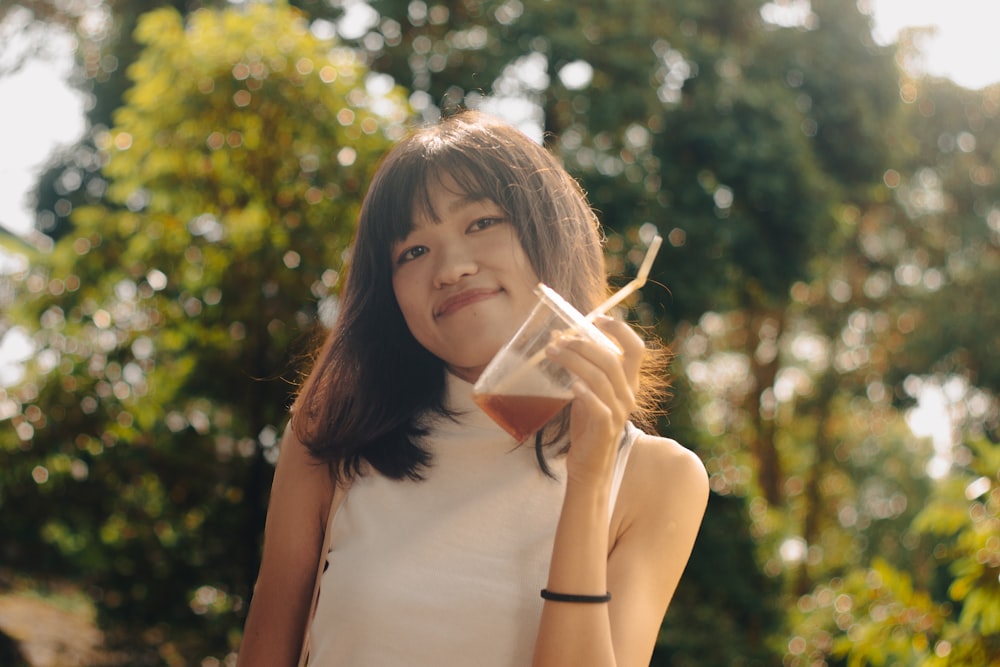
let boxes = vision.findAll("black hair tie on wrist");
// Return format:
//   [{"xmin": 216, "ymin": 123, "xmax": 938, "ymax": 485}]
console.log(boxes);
[{"xmin": 540, "ymin": 589, "xmax": 611, "ymax": 603}]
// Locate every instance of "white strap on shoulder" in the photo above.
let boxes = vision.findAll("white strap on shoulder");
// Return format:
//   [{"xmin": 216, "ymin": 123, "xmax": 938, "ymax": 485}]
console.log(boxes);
[{"xmin": 608, "ymin": 424, "xmax": 639, "ymax": 520}]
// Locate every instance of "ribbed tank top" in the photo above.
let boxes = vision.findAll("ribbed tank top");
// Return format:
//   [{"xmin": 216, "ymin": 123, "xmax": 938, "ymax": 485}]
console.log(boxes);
[{"xmin": 308, "ymin": 372, "xmax": 637, "ymax": 666}]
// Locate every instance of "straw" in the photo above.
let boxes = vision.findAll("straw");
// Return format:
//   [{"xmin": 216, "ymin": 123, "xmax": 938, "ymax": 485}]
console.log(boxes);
[{"xmin": 584, "ymin": 234, "xmax": 662, "ymax": 321}]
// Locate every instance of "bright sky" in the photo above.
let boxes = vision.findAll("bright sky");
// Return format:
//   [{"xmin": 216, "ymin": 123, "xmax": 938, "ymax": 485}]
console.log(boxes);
[
  {"xmin": 868, "ymin": 0, "xmax": 999, "ymax": 89},
  {"xmin": 0, "ymin": 29, "xmax": 85, "ymax": 239},
  {"xmin": 0, "ymin": 0, "xmax": 998, "ymax": 240}
]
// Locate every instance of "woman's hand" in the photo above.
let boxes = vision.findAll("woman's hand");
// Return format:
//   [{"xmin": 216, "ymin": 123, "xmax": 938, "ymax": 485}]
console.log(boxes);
[{"xmin": 545, "ymin": 316, "xmax": 646, "ymax": 488}]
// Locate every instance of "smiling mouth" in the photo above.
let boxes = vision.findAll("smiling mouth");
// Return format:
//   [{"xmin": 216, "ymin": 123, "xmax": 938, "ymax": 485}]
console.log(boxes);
[{"xmin": 435, "ymin": 288, "xmax": 502, "ymax": 318}]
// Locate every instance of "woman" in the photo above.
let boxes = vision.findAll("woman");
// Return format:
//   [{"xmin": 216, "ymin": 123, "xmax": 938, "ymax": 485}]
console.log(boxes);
[{"xmin": 237, "ymin": 110, "xmax": 708, "ymax": 666}]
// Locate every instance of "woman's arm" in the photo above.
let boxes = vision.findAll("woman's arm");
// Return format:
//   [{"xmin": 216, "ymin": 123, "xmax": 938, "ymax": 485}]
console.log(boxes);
[
  {"xmin": 532, "ymin": 318, "xmax": 709, "ymax": 667},
  {"xmin": 606, "ymin": 435, "xmax": 709, "ymax": 666},
  {"xmin": 534, "ymin": 435, "xmax": 708, "ymax": 667},
  {"xmin": 237, "ymin": 424, "xmax": 334, "ymax": 667}
]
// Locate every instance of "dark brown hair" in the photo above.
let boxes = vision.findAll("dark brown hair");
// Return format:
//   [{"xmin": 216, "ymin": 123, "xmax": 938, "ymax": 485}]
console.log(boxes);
[{"xmin": 292, "ymin": 110, "xmax": 666, "ymax": 480}]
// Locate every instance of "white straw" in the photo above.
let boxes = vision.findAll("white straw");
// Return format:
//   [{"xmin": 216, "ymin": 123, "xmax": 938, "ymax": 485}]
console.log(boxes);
[{"xmin": 584, "ymin": 234, "xmax": 662, "ymax": 321}]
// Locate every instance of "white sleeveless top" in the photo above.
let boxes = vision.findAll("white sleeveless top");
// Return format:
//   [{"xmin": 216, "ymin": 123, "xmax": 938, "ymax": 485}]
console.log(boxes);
[{"xmin": 308, "ymin": 372, "xmax": 638, "ymax": 666}]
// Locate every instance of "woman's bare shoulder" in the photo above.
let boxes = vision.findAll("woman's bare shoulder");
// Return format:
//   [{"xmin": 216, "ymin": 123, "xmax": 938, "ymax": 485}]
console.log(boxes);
[
  {"xmin": 604, "ymin": 431, "xmax": 709, "ymax": 662},
  {"xmin": 269, "ymin": 422, "xmax": 337, "ymax": 538},
  {"xmin": 620, "ymin": 430, "xmax": 709, "ymax": 528},
  {"xmin": 632, "ymin": 431, "xmax": 707, "ymax": 489}
]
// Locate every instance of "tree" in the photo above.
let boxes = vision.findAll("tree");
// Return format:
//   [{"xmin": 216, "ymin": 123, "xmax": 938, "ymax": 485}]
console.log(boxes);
[
  {"xmin": 5, "ymin": 1, "xmax": 207, "ymax": 244},
  {"xmin": 883, "ymin": 77, "xmax": 1000, "ymax": 403},
  {"xmin": 781, "ymin": 70, "xmax": 1000, "ymax": 667},
  {"xmin": 0, "ymin": 3, "xmax": 408, "ymax": 660}
]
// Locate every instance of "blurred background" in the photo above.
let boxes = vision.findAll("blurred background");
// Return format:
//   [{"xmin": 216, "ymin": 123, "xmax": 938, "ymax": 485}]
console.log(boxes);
[{"xmin": 1, "ymin": 1, "xmax": 998, "ymax": 665}]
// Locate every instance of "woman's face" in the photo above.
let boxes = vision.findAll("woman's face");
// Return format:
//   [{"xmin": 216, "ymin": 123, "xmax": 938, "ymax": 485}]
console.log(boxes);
[{"xmin": 390, "ymin": 175, "xmax": 540, "ymax": 383}]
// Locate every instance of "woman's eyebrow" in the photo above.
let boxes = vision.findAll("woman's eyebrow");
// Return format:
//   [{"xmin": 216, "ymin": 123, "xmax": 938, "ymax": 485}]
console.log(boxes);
[{"xmin": 442, "ymin": 194, "xmax": 499, "ymax": 217}]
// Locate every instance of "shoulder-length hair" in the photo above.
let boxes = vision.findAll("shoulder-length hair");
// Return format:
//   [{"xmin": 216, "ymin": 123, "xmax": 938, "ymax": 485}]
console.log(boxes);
[{"xmin": 293, "ymin": 110, "xmax": 663, "ymax": 481}]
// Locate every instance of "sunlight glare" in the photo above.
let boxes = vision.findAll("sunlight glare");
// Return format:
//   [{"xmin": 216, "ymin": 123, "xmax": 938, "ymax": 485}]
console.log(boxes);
[
  {"xmin": 0, "ymin": 327, "xmax": 34, "ymax": 387},
  {"xmin": 869, "ymin": 0, "xmax": 1000, "ymax": 89},
  {"xmin": 904, "ymin": 381, "xmax": 955, "ymax": 479}
]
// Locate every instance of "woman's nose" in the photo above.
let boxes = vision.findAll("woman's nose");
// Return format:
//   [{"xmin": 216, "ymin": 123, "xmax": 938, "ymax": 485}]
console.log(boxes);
[{"xmin": 433, "ymin": 243, "xmax": 479, "ymax": 287}]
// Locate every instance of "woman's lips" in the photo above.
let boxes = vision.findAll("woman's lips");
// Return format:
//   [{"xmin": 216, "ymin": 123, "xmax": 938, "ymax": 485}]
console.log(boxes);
[{"xmin": 435, "ymin": 288, "xmax": 501, "ymax": 318}]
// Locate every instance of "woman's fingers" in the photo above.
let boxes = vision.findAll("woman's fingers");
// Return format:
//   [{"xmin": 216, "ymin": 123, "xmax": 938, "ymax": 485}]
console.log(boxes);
[
  {"xmin": 547, "ymin": 338, "xmax": 621, "ymax": 400},
  {"xmin": 549, "ymin": 319, "xmax": 643, "ymax": 391},
  {"xmin": 593, "ymin": 316, "xmax": 645, "ymax": 390},
  {"xmin": 545, "ymin": 325, "xmax": 640, "ymax": 419},
  {"xmin": 544, "ymin": 318, "xmax": 646, "ymax": 478},
  {"xmin": 545, "ymin": 334, "xmax": 632, "ymax": 485}
]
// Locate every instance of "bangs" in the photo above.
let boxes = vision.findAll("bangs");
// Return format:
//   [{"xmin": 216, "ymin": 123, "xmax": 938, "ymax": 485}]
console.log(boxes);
[
  {"xmin": 413, "ymin": 166, "xmax": 508, "ymax": 222},
  {"xmin": 375, "ymin": 148, "xmax": 512, "ymax": 251}
]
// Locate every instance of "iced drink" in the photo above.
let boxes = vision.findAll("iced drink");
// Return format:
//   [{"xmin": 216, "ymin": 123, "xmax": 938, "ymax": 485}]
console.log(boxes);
[
  {"xmin": 472, "ymin": 284, "xmax": 619, "ymax": 441},
  {"xmin": 472, "ymin": 356, "xmax": 574, "ymax": 441},
  {"xmin": 473, "ymin": 393, "xmax": 572, "ymax": 442}
]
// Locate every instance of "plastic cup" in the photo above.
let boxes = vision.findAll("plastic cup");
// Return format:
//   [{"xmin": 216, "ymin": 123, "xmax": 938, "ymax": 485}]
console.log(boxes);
[{"xmin": 472, "ymin": 283, "xmax": 620, "ymax": 441}]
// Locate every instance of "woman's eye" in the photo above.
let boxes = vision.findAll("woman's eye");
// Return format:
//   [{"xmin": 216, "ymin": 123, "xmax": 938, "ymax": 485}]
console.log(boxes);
[
  {"xmin": 397, "ymin": 245, "xmax": 427, "ymax": 264},
  {"xmin": 470, "ymin": 217, "xmax": 502, "ymax": 232}
]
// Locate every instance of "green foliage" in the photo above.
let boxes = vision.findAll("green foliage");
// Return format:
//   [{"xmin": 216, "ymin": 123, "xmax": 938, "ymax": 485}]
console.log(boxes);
[
  {"xmin": 1, "ymin": 3, "xmax": 408, "ymax": 661},
  {"xmin": 917, "ymin": 440, "xmax": 1000, "ymax": 655},
  {"xmin": 881, "ymin": 80, "xmax": 1000, "ymax": 400},
  {"xmin": 793, "ymin": 557, "xmax": 946, "ymax": 666},
  {"xmin": 786, "ymin": 439, "xmax": 1000, "ymax": 666}
]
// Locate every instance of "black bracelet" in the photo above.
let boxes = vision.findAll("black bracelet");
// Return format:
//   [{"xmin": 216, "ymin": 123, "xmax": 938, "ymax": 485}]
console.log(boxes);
[{"xmin": 540, "ymin": 589, "xmax": 612, "ymax": 603}]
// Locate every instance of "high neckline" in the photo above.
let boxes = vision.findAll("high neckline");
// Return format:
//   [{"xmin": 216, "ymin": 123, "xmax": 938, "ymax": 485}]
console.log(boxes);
[{"xmin": 444, "ymin": 369, "xmax": 480, "ymax": 412}]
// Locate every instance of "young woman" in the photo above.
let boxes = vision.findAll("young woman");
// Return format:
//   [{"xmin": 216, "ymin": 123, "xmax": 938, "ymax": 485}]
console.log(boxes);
[{"xmin": 237, "ymin": 110, "xmax": 709, "ymax": 667}]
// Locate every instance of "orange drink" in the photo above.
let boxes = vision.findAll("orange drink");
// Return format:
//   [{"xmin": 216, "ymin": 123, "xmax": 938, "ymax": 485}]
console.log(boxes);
[{"xmin": 472, "ymin": 284, "xmax": 619, "ymax": 441}]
